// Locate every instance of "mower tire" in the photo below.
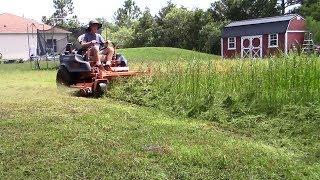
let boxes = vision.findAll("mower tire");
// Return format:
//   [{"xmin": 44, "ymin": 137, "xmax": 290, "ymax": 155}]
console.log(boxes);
[
  {"xmin": 93, "ymin": 82, "xmax": 108, "ymax": 98},
  {"xmin": 56, "ymin": 66, "xmax": 73, "ymax": 87}
]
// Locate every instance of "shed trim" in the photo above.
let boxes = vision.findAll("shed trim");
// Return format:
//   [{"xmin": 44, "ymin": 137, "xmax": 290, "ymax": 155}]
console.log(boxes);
[
  {"xmin": 268, "ymin": 34, "xmax": 279, "ymax": 48},
  {"xmin": 227, "ymin": 37, "xmax": 236, "ymax": 50},
  {"xmin": 285, "ymin": 32, "xmax": 288, "ymax": 55},
  {"xmin": 221, "ymin": 38, "xmax": 224, "ymax": 58},
  {"xmin": 287, "ymin": 30, "xmax": 306, "ymax": 33},
  {"xmin": 225, "ymin": 14, "xmax": 300, "ymax": 28},
  {"xmin": 284, "ymin": 32, "xmax": 288, "ymax": 55},
  {"xmin": 285, "ymin": 16, "xmax": 306, "ymax": 33},
  {"xmin": 241, "ymin": 35, "xmax": 263, "ymax": 58}
]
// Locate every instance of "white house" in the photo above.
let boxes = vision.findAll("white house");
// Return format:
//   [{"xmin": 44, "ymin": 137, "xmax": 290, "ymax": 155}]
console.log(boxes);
[{"xmin": 0, "ymin": 13, "xmax": 71, "ymax": 60}]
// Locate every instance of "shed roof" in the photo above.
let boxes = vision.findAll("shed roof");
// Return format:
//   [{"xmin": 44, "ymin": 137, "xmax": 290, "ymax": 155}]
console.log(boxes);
[
  {"xmin": 0, "ymin": 13, "xmax": 71, "ymax": 34},
  {"xmin": 222, "ymin": 14, "xmax": 303, "ymax": 38},
  {"xmin": 225, "ymin": 14, "xmax": 299, "ymax": 27}
]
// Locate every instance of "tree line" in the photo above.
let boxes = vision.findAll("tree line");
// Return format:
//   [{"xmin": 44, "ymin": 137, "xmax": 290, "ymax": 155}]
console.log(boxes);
[{"xmin": 43, "ymin": 0, "xmax": 320, "ymax": 55}]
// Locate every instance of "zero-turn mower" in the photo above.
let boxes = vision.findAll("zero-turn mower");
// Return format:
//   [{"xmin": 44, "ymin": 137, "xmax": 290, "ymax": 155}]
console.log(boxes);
[{"xmin": 56, "ymin": 43, "xmax": 139, "ymax": 97}]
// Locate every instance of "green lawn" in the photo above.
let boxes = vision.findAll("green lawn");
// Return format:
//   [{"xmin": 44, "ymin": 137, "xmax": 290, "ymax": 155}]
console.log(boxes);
[
  {"xmin": 118, "ymin": 47, "xmax": 219, "ymax": 63},
  {"xmin": 0, "ymin": 48, "xmax": 319, "ymax": 179}
]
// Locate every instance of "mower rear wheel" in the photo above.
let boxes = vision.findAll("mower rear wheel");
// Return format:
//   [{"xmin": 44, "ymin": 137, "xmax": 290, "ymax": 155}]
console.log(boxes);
[{"xmin": 56, "ymin": 66, "xmax": 73, "ymax": 87}]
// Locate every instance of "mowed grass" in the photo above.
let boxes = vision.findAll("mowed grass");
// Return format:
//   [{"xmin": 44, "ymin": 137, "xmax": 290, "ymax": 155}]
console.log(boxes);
[
  {"xmin": 0, "ymin": 48, "xmax": 319, "ymax": 179},
  {"xmin": 118, "ymin": 47, "xmax": 218, "ymax": 63}
]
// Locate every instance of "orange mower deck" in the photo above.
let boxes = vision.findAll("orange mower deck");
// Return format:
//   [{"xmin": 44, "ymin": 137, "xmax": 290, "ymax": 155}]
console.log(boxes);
[{"xmin": 70, "ymin": 68, "xmax": 140, "ymax": 97}]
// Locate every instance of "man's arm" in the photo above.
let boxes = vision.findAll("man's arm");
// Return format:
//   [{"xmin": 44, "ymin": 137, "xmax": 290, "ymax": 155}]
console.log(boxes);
[
  {"xmin": 98, "ymin": 34, "xmax": 109, "ymax": 47},
  {"xmin": 78, "ymin": 34, "xmax": 96, "ymax": 48},
  {"xmin": 81, "ymin": 41, "xmax": 96, "ymax": 48}
]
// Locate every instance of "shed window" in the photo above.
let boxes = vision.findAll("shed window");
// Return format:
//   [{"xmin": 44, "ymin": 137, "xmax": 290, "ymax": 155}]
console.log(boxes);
[
  {"xmin": 269, "ymin": 34, "xmax": 278, "ymax": 48},
  {"xmin": 228, "ymin": 37, "xmax": 236, "ymax": 50}
]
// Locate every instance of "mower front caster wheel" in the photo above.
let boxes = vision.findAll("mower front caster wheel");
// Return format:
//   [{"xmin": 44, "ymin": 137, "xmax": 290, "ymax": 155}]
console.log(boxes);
[{"xmin": 93, "ymin": 82, "xmax": 108, "ymax": 98}]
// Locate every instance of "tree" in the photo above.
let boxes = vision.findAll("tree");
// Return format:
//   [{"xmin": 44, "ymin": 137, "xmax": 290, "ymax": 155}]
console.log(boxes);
[
  {"xmin": 199, "ymin": 21, "xmax": 226, "ymax": 54},
  {"xmin": 42, "ymin": 0, "xmax": 75, "ymax": 27},
  {"xmin": 161, "ymin": 7, "xmax": 194, "ymax": 48},
  {"xmin": 155, "ymin": 1, "xmax": 176, "ymax": 25},
  {"xmin": 306, "ymin": 16, "xmax": 320, "ymax": 43},
  {"xmin": 52, "ymin": 0, "xmax": 74, "ymax": 26},
  {"xmin": 65, "ymin": 15, "xmax": 83, "ymax": 43},
  {"xmin": 188, "ymin": 9, "xmax": 213, "ymax": 51},
  {"xmin": 150, "ymin": 1, "xmax": 177, "ymax": 47},
  {"xmin": 109, "ymin": 27, "xmax": 134, "ymax": 48},
  {"xmin": 300, "ymin": 0, "xmax": 320, "ymax": 21},
  {"xmin": 210, "ymin": 0, "xmax": 279, "ymax": 21},
  {"xmin": 114, "ymin": 0, "xmax": 141, "ymax": 27},
  {"xmin": 278, "ymin": 0, "xmax": 303, "ymax": 14},
  {"xmin": 42, "ymin": 16, "xmax": 54, "ymax": 26},
  {"xmin": 127, "ymin": 2, "xmax": 227, "ymax": 54},
  {"xmin": 132, "ymin": 8, "xmax": 156, "ymax": 46}
]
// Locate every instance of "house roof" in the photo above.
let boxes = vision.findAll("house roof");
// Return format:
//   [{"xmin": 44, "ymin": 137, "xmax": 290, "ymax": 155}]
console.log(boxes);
[
  {"xmin": 0, "ymin": 13, "xmax": 71, "ymax": 34},
  {"xmin": 222, "ymin": 14, "xmax": 303, "ymax": 38}
]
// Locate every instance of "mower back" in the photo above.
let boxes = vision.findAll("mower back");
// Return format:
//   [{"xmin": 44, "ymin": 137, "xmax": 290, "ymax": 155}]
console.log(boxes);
[{"xmin": 59, "ymin": 54, "xmax": 91, "ymax": 73}]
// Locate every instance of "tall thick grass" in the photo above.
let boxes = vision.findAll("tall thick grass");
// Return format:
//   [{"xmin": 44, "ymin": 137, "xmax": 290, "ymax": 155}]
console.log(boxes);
[
  {"xmin": 110, "ymin": 54, "xmax": 320, "ymax": 119},
  {"xmin": 109, "ymin": 54, "xmax": 320, "ymax": 162}
]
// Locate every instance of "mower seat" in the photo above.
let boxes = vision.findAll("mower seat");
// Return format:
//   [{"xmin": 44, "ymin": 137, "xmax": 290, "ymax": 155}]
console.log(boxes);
[
  {"xmin": 115, "ymin": 54, "xmax": 128, "ymax": 67},
  {"xmin": 59, "ymin": 54, "xmax": 91, "ymax": 73}
]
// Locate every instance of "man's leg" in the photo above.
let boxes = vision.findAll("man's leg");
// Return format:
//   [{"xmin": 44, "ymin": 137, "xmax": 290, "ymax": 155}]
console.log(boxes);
[
  {"xmin": 90, "ymin": 46, "xmax": 101, "ymax": 65},
  {"xmin": 100, "ymin": 47, "xmax": 115, "ymax": 62},
  {"xmin": 106, "ymin": 47, "xmax": 115, "ymax": 61}
]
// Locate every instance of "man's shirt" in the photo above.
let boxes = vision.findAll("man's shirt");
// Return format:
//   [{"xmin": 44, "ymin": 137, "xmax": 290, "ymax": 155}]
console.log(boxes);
[{"xmin": 78, "ymin": 33, "xmax": 105, "ymax": 47}]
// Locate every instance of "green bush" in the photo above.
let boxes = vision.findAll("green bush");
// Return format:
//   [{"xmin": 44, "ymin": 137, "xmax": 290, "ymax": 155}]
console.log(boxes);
[
  {"xmin": 107, "ymin": 27, "xmax": 135, "ymax": 48},
  {"xmin": 306, "ymin": 16, "xmax": 320, "ymax": 44}
]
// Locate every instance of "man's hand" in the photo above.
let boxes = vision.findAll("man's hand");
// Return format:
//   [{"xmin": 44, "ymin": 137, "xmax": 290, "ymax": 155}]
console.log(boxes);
[
  {"xmin": 104, "ymin": 40, "xmax": 113, "ymax": 48},
  {"xmin": 105, "ymin": 60, "xmax": 112, "ymax": 66},
  {"xmin": 89, "ymin": 40, "xmax": 98, "ymax": 46}
]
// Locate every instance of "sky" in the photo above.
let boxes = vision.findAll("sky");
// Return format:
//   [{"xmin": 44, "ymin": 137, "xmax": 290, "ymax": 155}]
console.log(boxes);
[{"xmin": 0, "ymin": 0, "xmax": 214, "ymax": 23}]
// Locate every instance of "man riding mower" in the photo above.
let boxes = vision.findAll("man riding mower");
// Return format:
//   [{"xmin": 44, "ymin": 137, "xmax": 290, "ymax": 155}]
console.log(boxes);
[
  {"xmin": 78, "ymin": 20, "xmax": 127, "ymax": 69},
  {"xmin": 56, "ymin": 20, "xmax": 138, "ymax": 97}
]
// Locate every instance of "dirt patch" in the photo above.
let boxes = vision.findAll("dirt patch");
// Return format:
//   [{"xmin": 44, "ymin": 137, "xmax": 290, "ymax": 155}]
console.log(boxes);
[{"xmin": 142, "ymin": 144, "xmax": 172, "ymax": 155}]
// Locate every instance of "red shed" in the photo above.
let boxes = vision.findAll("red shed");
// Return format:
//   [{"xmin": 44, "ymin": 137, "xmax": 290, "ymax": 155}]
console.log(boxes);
[{"xmin": 221, "ymin": 14, "xmax": 306, "ymax": 58}]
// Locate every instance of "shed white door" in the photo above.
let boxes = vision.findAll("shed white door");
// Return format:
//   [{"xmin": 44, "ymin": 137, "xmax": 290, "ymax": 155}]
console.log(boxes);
[{"xmin": 241, "ymin": 36, "xmax": 262, "ymax": 58}]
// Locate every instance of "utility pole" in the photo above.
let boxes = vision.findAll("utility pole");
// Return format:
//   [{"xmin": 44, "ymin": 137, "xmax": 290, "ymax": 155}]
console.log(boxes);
[
  {"xmin": 279, "ymin": 0, "xmax": 303, "ymax": 15},
  {"xmin": 281, "ymin": 0, "xmax": 286, "ymax": 15}
]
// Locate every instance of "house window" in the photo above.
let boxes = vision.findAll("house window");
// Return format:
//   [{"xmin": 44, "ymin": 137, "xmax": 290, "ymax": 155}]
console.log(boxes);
[
  {"xmin": 269, "ymin": 34, "xmax": 278, "ymax": 48},
  {"xmin": 46, "ymin": 39, "xmax": 57, "ymax": 53},
  {"xmin": 228, "ymin": 37, "xmax": 236, "ymax": 50}
]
